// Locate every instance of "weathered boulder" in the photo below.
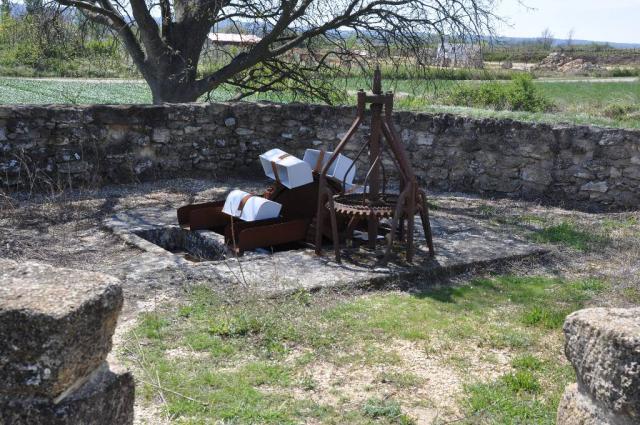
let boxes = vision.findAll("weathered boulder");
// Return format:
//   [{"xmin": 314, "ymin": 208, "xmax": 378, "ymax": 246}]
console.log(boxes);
[
  {"xmin": 557, "ymin": 383, "xmax": 635, "ymax": 425},
  {"xmin": 0, "ymin": 259, "xmax": 123, "ymax": 398},
  {"xmin": 0, "ymin": 362, "xmax": 134, "ymax": 425},
  {"xmin": 563, "ymin": 307, "xmax": 640, "ymax": 419}
]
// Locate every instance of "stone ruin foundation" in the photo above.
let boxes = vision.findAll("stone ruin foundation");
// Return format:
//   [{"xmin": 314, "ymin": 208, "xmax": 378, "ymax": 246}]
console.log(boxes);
[
  {"xmin": 104, "ymin": 197, "xmax": 548, "ymax": 294},
  {"xmin": 557, "ymin": 307, "xmax": 640, "ymax": 425},
  {"xmin": 0, "ymin": 259, "xmax": 134, "ymax": 425}
]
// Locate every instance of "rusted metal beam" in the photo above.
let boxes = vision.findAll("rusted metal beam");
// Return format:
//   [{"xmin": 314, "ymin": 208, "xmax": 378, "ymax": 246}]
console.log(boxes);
[{"xmin": 236, "ymin": 219, "xmax": 310, "ymax": 253}]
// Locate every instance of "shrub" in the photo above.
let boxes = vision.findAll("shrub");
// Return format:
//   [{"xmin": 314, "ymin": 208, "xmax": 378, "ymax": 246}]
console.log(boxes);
[
  {"xmin": 603, "ymin": 104, "xmax": 639, "ymax": 121},
  {"xmin": 508, "ymin": 74, "xmax": 554, "ymax": 112},
  {"xmin": 448, "ymin": 74, "xmax": 554, "ymax": 112},
  {"xmin": 9, "ymin": 43, "xmax": 43, "ymax": 67},
  {"xmin": 84, "ymin": 39, "xmax": 118, "ymax": 57},
  {"xmin": 610, "ymin": 68, "xmax": 640, "ymax": 78}
]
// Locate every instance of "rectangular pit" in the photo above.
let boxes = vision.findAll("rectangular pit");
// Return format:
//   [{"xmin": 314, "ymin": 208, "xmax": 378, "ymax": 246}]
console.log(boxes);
[{"xmin": 134, "ymin": 227, "xmax": 227, "ymax": 262}]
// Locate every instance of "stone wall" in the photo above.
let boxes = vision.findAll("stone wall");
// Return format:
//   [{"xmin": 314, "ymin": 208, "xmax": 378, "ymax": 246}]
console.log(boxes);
[{"xmin": 1, "ymin": 102, "xmax": 639, "ymax": 210}]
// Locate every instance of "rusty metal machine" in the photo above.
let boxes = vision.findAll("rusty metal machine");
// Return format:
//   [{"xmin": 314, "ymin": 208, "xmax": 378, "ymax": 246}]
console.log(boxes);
[
  {"xmin": 177, "ymin": 179, "xmax": 337, "ymax": 254},
  {"xmin": 315, "ymin": 68, "xmax": 434, "ymax": 262},
  {"xmin": 177, "ymin": 69, "xmax": 435, "ymax": 262}
]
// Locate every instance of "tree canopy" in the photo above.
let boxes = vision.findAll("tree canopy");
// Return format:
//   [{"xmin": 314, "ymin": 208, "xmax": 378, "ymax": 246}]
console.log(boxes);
[{"xmin": 47, "ymin": 0, "xmax": 497, "ymax": 103}]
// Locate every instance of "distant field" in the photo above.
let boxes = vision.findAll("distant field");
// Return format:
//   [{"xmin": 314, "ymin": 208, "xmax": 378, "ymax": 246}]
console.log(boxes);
[
  {"xmin": 0, "ymin": 78, "xmax": 152, "ymax": 104},
  {"xmin": 537, "ymin": 80, "xmax": 640, "ymax": 114},
  {"xmin": 1, "ymin": 77, "xmax": 638, "ymax": 129}
]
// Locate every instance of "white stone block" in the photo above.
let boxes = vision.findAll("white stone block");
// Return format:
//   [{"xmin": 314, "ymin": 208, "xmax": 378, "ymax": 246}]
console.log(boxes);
[
  {"xmin": 222, "ymin": 190, "xmax": 282, "ymax": 222},
  {"xmin": 302, "ymin": 149, "xmax": 356, "ymax": 185},
  {"xmin": 259, "ymin": 149, "xmax": 313, "ymax": 189}
]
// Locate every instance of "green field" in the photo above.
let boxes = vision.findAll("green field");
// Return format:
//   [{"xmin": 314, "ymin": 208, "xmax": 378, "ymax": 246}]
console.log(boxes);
[{"xmin": 1, "ymin": 77, "xmax": 639, "ymax": 129}]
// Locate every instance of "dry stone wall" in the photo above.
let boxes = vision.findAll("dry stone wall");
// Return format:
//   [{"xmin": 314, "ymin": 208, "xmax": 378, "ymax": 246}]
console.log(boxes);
[{"xmin": 1, "ymin": 102, "xmax": 639, "ymax": 211}]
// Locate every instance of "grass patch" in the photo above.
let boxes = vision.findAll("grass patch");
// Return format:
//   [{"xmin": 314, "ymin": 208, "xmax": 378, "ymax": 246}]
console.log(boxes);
[
  {"xmin": 376, "ymin": 371, "xmax": 423, "ymax": 388},
  {"xmin": 519, "ymin": 214, "xmax": 548, "ymax": 226},
  {"xmin": 512, "ymin": 354, "xmax": 544, "ymax": 371},
  {"xmin": 531, "ymin": 221, "xmax": 607, "ymax": 251},
  {"xmin": 464, "ymin": 377, "xmax": 551, "ymax": 424},
  {"xmin": 601, "ymin": 216, "xmax": 639, "ymax": 231},
  {"xmin": 521, "ymin": 305, "xmax": 571, "ymax": 329},
  {"xmin": 477, "ymin": 204, "xmax": 498, "ymax": 216},
  {"xmin": 362, "ymin": 398, "xmax": 414, "ymax": 424},
  {"xmin": 463, "ymin": 353, "xmax": 574, "ymax": 424},
  {"xmin": 123, "ymin": 275, "xmax": 605, "ymax": 423},
  {"xmin": 623, "ymin": 287, "xmax": 640, "ymax": 304},
  {"xmin": 502, "ymin": 370, "xmax": 541, "ymax": 394}
]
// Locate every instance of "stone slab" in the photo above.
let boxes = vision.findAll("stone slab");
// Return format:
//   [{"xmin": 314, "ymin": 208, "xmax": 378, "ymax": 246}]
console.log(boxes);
[
  {"xmin": 0, "ymin": 362, "xmax": 134, "ymax": 425},
  {"xmin": 557, "ymin": 383, "xmax": 635, "ymax": 425},
  {"xmin": 564, "ymin": 308, "xmax": 640, "ymax": 419},
  {"xmin": 0, "ymin": 260, "xmax": 123, "ymax": 397},
  {"xmin": 104, "ymin": 201, "xmax": 548, "ymax": 294}
]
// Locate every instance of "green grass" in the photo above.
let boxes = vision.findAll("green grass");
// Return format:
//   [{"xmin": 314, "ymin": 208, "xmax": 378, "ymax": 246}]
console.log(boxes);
[
  {"xmin": 462, "ymin": 352, "xmax": 575, "ymax": 424},
  {"xmin": 0, "ymin": 77, "xmax": 153, "ymax": 104},
  {"xmin": 537, "ymin": 81, "xmax": 640, "ymax": 113},
  {"xmin": 124, "ymin": 275, "xmax": 606, "ymax": 423},
  {"xmin": 375, "ymin": 371, "xmax": 423, "ymax": 389},
  {"xmin": 362, "ymin": 398, "xmax": 414, "ymax": 424},
  {"xmin": 530, "ymin": 221, "xmax": 607, "ymax": 251},
  {"xmin": 1, "ymin": 76, "xmax": 639, "ymax": 128},
  {"xmin": 521, "ymin": 305, "xmax": 571, "ymax": 329},
  {"xmin": 622, "ymin": 287, "xmax": 640, "ymax": 304},
  {"xmin": 601, "ymin": 216, "xmax": 639, "ymax": 231}
]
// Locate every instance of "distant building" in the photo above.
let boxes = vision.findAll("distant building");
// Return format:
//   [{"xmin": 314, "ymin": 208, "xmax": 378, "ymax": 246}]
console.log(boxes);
[
  {"xmin": 435, "ymin": 43, "xmax": 484, "ymax": 68},
  {"xmin": 207, "ymin": 33, "xmax": 262, "ymax": 46}
]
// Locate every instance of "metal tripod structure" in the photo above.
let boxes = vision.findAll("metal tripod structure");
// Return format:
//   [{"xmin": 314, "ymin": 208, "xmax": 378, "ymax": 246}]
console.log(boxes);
[{"xmin": 314, "ymin": 68, "xmax": 435, "ymax": 263}]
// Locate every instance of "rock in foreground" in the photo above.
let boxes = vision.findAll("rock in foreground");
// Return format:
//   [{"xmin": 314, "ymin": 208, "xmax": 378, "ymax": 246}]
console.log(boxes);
[
  {"xmin": 557, "ymin": 383, "xmax": 636, "ymax": 425},
  {"xmin": 558, "ymin": 307, "xmax": 640, "ymax": 425},
  {"xmin": 0, "ymin": 362, "xmax": 134, "ymax": 425},
  {"xmin": 563, "ymin": 307, "xmax": 640, "ymax": 418},
  {"xmin": 0, "ymin": 259, "xmax": 123, "ymax": 397}
]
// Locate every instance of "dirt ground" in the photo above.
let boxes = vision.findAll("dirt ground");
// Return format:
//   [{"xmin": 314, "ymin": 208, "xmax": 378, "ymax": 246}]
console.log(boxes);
[{"xmin": 1, "ymin": 178, "xmax": 638, "ymax": 423}]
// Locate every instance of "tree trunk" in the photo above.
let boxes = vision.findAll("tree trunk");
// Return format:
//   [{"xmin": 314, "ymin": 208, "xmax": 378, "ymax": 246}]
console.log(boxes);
[
  {"xmin": 145, "ymin": 55, "xmax": 205, "ymax": 104},
  {"xmin": 144, "ymin": 25, "xmax": 210, "ymax": 104},
  {"xmin": 148, "ymin": 77, "xmax": 203, "ymax": 104}
]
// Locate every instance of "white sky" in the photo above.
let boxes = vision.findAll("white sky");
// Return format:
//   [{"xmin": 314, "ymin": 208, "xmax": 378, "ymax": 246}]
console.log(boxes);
[{"xmin": 496, "ymin": 0, "xmax": 640, "ymax": 44}]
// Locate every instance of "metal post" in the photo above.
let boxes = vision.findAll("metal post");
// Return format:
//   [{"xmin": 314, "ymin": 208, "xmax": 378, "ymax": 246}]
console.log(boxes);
[{"xmin": 367, "ymin": 68, "xmax": 383, "ymax": 248}]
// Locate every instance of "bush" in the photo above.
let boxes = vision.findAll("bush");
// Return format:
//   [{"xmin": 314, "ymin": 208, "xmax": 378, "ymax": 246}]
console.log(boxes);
[
  {"xmin": 0, "ymin": 13, "xmax": 135, "ymax": 78},
  {"xmin": 610, "ymin": 68, "xmax": 640, "ymax": 78},
  {"xmin": 603, "ymin": 104, "xmax": 639, "ymax": 121},
  {"xmin": 448, "ymin": 74, "xmax": 554, "ymax": 112},
  {"xmin": 9, "ymin": 43, "xmax": 43, "ymax": 67},
  {"xmin": 509, "ymin": 74, "xmax": 554, "ymax": 112},
  {"xmin": 84, "ymin": 39, "xmax": 118, "ymax": 57}
]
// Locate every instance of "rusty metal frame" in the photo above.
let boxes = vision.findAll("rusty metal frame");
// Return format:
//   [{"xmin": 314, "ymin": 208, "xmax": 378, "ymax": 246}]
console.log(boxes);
[{"xmin": 314, "ymin": 68, "xmax": 435, "ymax": 263}]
